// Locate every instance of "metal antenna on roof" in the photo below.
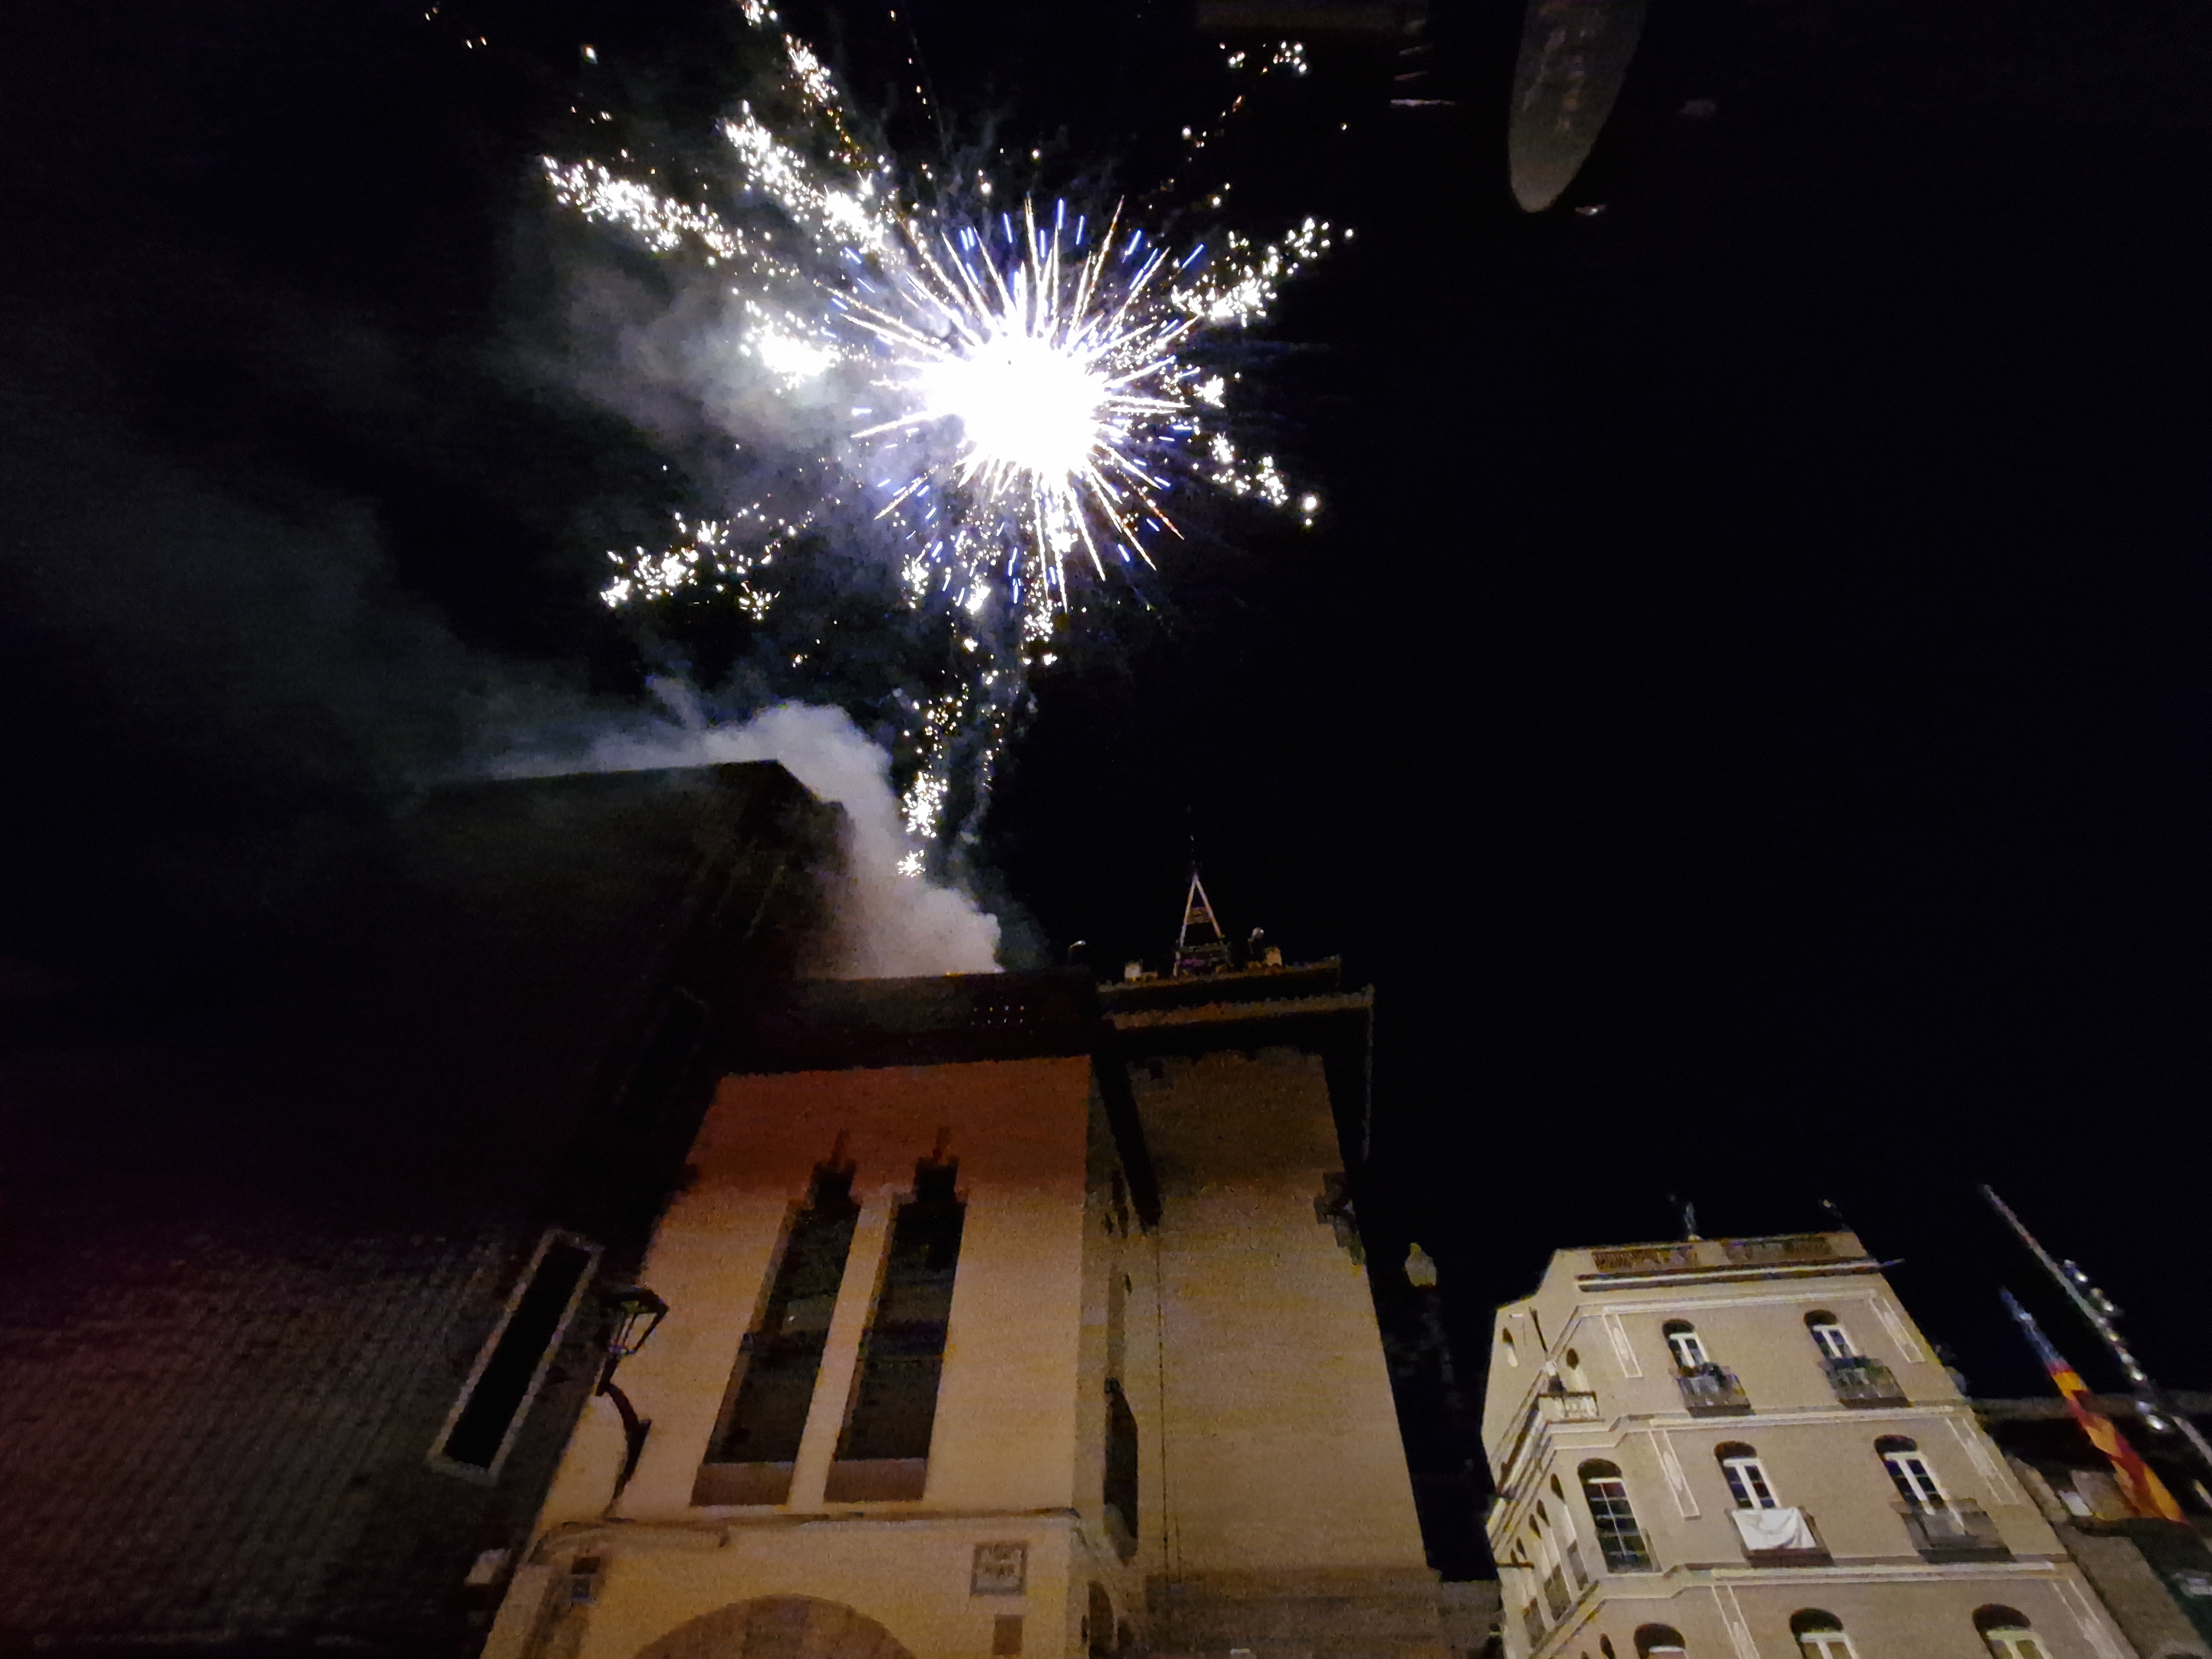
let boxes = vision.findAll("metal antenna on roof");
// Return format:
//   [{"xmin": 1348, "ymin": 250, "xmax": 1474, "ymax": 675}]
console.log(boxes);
[
  {"xmin": 1668, "ymin": 1192, "xmax": 1700, "ymax": 1241},
  {"xmin": 1172, "ymin": 869, "xmax": 1231, "ymax": 977}
]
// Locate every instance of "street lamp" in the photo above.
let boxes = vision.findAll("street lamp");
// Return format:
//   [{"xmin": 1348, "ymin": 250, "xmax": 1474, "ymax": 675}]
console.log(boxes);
[{"xmin": 597, "ymin": 1285, "xmax": 669, "ymax": 1501}]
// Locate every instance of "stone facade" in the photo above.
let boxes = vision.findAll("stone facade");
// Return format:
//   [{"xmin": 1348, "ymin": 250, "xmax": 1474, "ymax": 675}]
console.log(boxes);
[
  {"xmin": 490, "ymin": 960, "xmax": 1446, "ymax": 1659},
  {"xmin": 1479, "ymin": 1232, "xmax": 2135, "ymax": 1659}
]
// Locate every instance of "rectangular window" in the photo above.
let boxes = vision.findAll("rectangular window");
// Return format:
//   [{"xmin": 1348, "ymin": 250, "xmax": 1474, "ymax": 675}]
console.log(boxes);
[
  {"xmin": 694, "ymin": 1157, "xmax": 860, "ymax": 1506},
  {"xmin": 1884, "ymin": 1451, "xmax": 1945, "ymax": 1509},
  {"xmin": 434, "ymin": 1230, "xmax": 600, "ymax": 1478},
  {"xmin": 1809, "ymin": 1320, "xmax": 1856, "ymax": 1361},
  {"xmin": 826, "ymin": 1152, "xmax": 964, "ymax": 1501},
  {"xmin": 1721, "ymin": 1455, "xmax": 1778, "ymax": 1510},
  {"xmin": 1583, "ymin": 1477, "xmax": 1652, "ymax": 1570}
]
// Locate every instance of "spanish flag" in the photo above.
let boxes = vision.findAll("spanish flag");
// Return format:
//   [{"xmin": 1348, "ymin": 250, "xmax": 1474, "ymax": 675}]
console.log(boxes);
[{"xmin": 2002, "ymin": 1290, "xmax": 2183, "ymax": 1522}]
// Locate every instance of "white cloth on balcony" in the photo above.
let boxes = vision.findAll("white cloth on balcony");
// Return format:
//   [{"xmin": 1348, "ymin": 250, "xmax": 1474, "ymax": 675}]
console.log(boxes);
[{"xmin": 1730, "ymin": 1506, "xmax": 1818, "ymax": 1552}]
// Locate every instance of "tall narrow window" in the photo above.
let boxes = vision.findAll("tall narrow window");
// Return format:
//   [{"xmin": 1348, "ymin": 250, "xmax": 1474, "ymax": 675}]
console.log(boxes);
[
  {"xmin": 434, "ymin": 1229, "xmax": 600, "ymax": 1478},
  {"xmin": 1805, "ymin": 1312, "xmax": 1855, "ymax": 1361},
  {"xmin": 1790, "ymin": 1611, "xmax": 1855, "ymax": 1659},
  {"xmin": 1662, "ymin": 1321, "xmax": 1708, "ymax": 1372},
  {"xmin": 1974, "ymin": 1607, "xmax": 2048, "ymax": 1659},
  {"xmin": 695, "ymin": 1151, "xmax": 860, "ymax": 1505},
  {"xmin": 1104, "ymin": 1379, "xmax": 1140, "ymax": 1558},
  {"xmin": 1877, "ymin": 1436, "xmax": 1945, "ymax": 1509},
  {"xmin": 1578, "ymin": 1459, "xmax": 1653, "ymax": 1571},
  {"xmin": 1716, "ymin": 1443, "xmax": 1777, "ymax": 1510},
  {"xmin": 826, "ymin": 1144, "xmax": 964, "ymax": 1501}
]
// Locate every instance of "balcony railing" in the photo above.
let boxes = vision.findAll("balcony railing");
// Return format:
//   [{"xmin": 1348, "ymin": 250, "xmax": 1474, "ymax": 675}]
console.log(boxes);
[
  {"xmin": 1594, "ymin": 1535, "xmax": 1655, "ymax": 1573},
  {"xmin": 1898, "ymin": 1499, "xmax": 2011, "ymax": 1562},
  {"xmin": 1537, "ymin": 1390, "xmax": 1601, "ymax": 1424},
  {"xmin": 1823, "ymin": 1354, "xmax": 1907, "ymax": 1406},
  {"xmin": 1542, "ymin": 1567, "xmax": 1569, "ymax": 1619},
  {"xmin": 1677, "ymin": 1363, "xmax": 1752, "ymax": 1416}
]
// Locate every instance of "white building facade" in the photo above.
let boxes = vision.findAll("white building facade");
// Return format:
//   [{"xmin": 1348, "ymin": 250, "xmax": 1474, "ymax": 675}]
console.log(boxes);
[{"xmin": 1479, "ymin": 1232, "xmax": 2138, "ymax": 1659}]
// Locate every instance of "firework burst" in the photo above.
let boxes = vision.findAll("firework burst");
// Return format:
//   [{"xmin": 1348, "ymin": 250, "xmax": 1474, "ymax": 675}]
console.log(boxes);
[
  {"xmin": 544, "ymin": 10, "xmax": 1333, "ymax": 849},
  {"xmin": 853, "ymin": 202, "xmax": 1191, "ymax": 604}
]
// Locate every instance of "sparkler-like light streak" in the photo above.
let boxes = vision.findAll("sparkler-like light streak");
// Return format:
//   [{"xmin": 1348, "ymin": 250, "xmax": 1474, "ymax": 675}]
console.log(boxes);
[
  {"xmin": 544, "ymin": 16, "xmax": 1332, "ymax": 854},
  {"xmin": 849, "ymin": 202, "xmax": 1197, "ymax": 607}
]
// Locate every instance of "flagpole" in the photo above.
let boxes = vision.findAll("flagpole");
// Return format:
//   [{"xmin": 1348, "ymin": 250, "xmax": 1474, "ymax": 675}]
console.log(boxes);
[{"xmin": 1982, "ymin": 1185, "xmax": 2212, "ymax": 1479}]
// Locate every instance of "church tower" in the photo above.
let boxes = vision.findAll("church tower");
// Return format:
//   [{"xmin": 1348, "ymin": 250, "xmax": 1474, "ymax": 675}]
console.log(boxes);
[{"xmin": 483, "ymin": 902, "xmax": 1441, "ymax": 1659}]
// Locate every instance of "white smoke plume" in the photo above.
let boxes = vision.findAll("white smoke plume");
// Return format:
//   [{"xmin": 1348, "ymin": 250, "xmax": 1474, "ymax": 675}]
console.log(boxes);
[{"xmin": 502, "ymin": 692, "xmax": 1002, "ymax": 978}]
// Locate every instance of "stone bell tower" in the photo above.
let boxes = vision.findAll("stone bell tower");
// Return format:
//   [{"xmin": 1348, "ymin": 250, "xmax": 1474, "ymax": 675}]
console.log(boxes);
[{"xmin": 483, "ymin": 897, "xmax": 1439, "ymax": 1659}]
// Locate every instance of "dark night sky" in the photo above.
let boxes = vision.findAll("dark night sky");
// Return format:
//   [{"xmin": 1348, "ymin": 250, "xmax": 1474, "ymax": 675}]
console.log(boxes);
[{"xmin": 5, "ymin": 0, "xmax": 2212, "ymax": 1487}]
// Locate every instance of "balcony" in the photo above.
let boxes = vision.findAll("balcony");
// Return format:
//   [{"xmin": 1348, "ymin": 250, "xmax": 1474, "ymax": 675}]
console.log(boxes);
[
  {"xmin": 1823, "ymin": 1354, "xmax": 1907, "ymax": 1407},
  {"xmin": 1676, "ymin": 1363, "xmax": 1751, "ymax": 1416},
  {"xmin": 1537, "ymin": 1390, "xmax": 1601, "ymax": 1424},
  {"xmin": 1729, "ymin": 1506, "xmax": 1831, "ymax": 1565},
  {"xmin": 1898, "ymin": 1499, "xmax": 2011, "ymax": 1562}
]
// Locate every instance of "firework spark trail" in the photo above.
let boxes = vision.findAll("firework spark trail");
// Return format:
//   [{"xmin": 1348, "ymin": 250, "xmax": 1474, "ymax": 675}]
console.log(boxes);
[
  {"xmin": 848, "ymin": 204, "xmax": 1197, "ymax": 596},
  {"xmin": 545, "ymin": 15, "xmax": 1334, "ymax": 854}
]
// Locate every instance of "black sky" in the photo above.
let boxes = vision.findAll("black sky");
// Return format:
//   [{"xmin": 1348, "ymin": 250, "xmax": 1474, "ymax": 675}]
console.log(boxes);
[{"xmin": 4, "ymin": 0, "xmax": 2211, "ymax": 1490}]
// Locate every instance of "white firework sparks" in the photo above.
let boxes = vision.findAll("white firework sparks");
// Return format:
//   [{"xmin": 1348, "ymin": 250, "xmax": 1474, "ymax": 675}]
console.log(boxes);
[
  {"xmin": 546, "ymin": 17, "xmax": 1334, "ymax": 858},
  {"xmin": 849, "ymin": 203, "xmax": 1194, "ymax": 604},
  {"xmin": 555, "ymin": 40, "xmax": 1331, "ymax": 624}
]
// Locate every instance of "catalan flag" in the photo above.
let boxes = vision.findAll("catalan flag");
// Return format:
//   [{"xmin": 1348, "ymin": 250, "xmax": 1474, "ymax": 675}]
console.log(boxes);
[{"xmin": 2002, "ymin": 1289, "xmax": 2183, "ymax": 1522}]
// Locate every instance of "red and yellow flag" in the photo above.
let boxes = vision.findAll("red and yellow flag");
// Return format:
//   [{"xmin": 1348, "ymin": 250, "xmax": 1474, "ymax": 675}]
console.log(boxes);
[{"xmin": 2004, "ymin": 1289, "xmax": 2182, "ymax": 1521}]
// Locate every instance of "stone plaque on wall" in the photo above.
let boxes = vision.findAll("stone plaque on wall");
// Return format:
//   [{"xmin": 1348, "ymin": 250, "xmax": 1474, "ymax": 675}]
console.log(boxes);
[{"xmin": 971, "ymin": 1543, "xmax": 1027, "ymax": 1595}]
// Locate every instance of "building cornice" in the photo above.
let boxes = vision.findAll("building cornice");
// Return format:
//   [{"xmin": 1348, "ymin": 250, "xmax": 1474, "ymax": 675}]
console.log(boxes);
[
  {"xmin": 1574, "ymin": 1260, "xmax": 1888, "ymax": 1291},
  {"xmin": 532, "ymin": 1506, "xmax": 1087, "ymax": 1563}
]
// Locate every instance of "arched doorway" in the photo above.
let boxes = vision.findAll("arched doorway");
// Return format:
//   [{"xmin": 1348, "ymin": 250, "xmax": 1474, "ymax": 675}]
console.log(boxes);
[{"xmin": 635, "ymin": 1595, "xmax": 917, "ymax": 1659}]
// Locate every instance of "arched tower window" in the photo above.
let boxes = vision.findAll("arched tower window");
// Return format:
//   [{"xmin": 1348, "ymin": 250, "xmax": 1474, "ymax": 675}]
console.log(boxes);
[
  {"xmin": 1633, "ymin": 1625, "xmax": 1687, "ymax": 1657},
  {"xmin": 1974, "ymin": 1607, "xmax": 2048, "ymax": 1659},
  {"xmin": 1662, "ymin": 1320, "xmax": 1708, "ymax": 1372},
  {"xmin": 1790, "ymin": 1610, "xmax": 1855, "ymax": 1658},
  {"xmin": 828, "ymin": 1147, "xmax": 965, "ymax": 1501},
  {"xmin": 1876, "ymin": 1435, "xmax": 1945, "ymax": 1509},
  {"xmin": 700, "ymin": 1152, "xmax": 860, "ymax": 1504},
  {"xmin": 1578, "ymin": 1459, "xmax": 1653, "ymax": 1571},
  {"xmin": 1804, "ymin": 1311, "xmax": 1855, "ymax": 1361},
  {"xmin": 1714, "ymin": 1442, "xmax": 1777, "ymax": 1510},
  {"xmin": 1501, "ymin": 1328, "xmax": 1520, "ymax": 1367}
]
